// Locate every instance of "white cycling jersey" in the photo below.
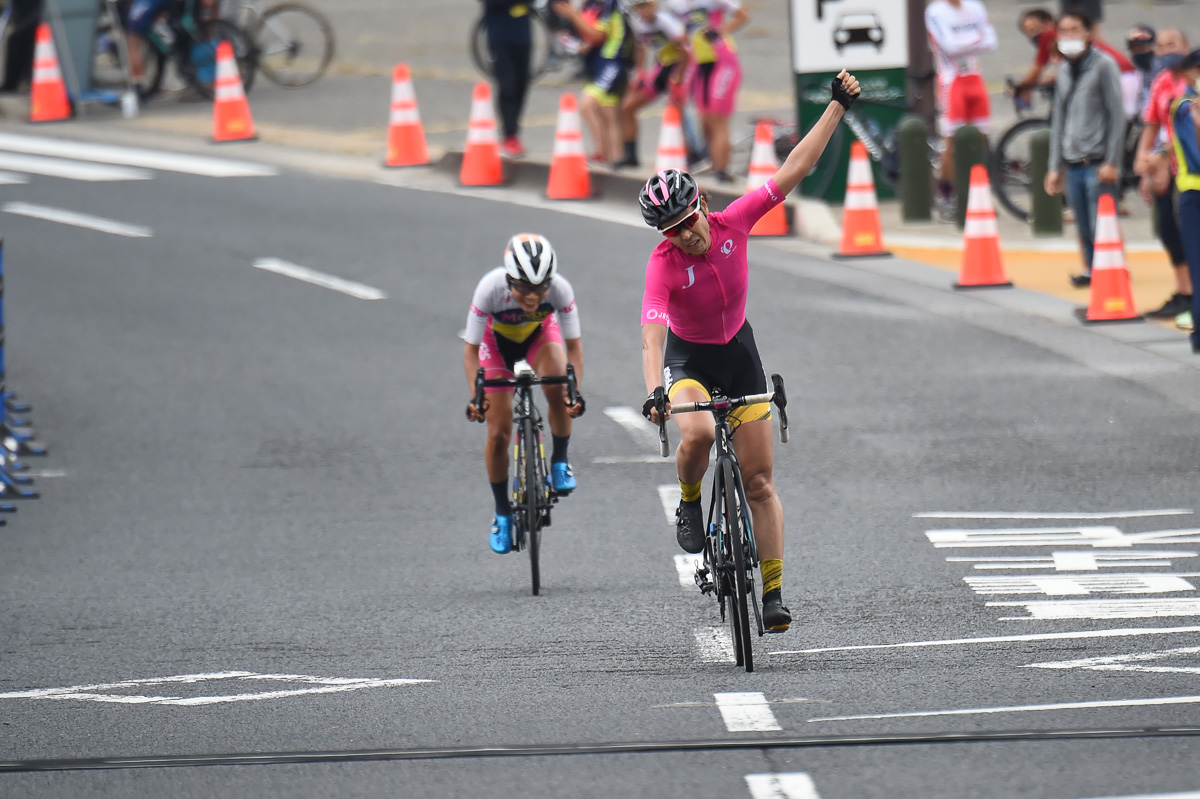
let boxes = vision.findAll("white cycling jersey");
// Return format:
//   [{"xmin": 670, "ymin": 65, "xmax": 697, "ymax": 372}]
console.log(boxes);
[
  {"xmin": 925, "ymin": 0, "xmax": 996, "ymax": 79},
  {"xmin": 627, "ymin": 7, "xmax": 688, "ymax": 63},
  {"xmin": 464, "ymin": 267, "xmax": 581, "ymax": 346}
]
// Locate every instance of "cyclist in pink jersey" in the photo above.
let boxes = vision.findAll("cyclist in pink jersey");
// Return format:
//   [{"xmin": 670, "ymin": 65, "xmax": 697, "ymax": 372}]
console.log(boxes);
[{"xmin": 638, "ymin": 69, "xmax": 861, "ymax": 633}]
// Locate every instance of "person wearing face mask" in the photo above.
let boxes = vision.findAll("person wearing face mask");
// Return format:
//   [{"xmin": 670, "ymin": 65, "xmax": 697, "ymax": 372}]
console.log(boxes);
[
  {"xmin": 1017, "ymin": 7, "xmax": 1139, "ymax": 115},
  {"xmin": 1168, "ymin": 50, "xmax": 1200, "ymax": 350},
  {"xmin": 1126, "ymin": 25, "xmax": 1156, "ymax": 112},
  {"xmin": 1045, "ymin": 11, "xmax": 1126, "ymax": 288},
  {"xmin": 1134, "ymin": 28, "xmax": 1193, "ymax": 320}
]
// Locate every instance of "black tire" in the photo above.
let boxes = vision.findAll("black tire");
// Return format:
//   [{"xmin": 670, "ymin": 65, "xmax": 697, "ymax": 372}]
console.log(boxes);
[
  {"xmin": 990, "ymin": 117, "xmax": 1049, "ymax": 223},
  {"xmin": 92, "ymin": 22, "xmax": 166, "ymax": 96},
  {"xmin": 254, "ymin": 2, "xmax": 334, "ymax": 88},
  {"xmin": 184, "ymin": 19, "xmax": 258, "ymax": 100},
  {"xmin": 469, "ymin": 13, "xmax": 552, "ymax": 81},
  {"xmin": 524, "ymin": 420, "xmax": 541, "ymax": 596},
  {"xmin": 723, "ymin": 459, "xmax": 753, "ymax": 673}
]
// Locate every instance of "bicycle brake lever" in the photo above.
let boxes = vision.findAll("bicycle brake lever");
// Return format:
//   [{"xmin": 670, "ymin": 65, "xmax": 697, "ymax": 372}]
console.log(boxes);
[{"xmin": 653, "ymin": 386, "xmax": 669, "ymax": 457}]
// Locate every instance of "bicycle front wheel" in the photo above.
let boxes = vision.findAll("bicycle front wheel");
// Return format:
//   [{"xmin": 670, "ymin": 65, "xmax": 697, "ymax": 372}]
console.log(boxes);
[
  {"xmin": 255, "ymin": 2, "xmax": 334, "ymax": 87},
  {"xmin": 524, "ymin": 420, "xmax": 542, "ymax": 596},
  {"xmin": 990, "ymin": 117, "xmax": 1049, "ymax": 223},
  {"xmin": 722, "ymin": 459, "xmax": 753, "ymax": 673}
]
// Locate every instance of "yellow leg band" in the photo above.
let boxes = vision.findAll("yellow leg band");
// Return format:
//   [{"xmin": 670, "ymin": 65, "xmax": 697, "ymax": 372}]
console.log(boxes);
[
  {"xmin": 761, "ymin": 558, "xmax": 782, "ymax": 596},
  {"xmin": 680, "ymin": 480, "xmax": 702, "ymax": 503}
]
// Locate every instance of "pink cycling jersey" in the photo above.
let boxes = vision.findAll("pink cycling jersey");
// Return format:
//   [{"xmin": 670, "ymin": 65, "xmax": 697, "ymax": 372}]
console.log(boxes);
[{"xmin": 640, "ymin": 178, "xmax": 783, "ymax": 344}]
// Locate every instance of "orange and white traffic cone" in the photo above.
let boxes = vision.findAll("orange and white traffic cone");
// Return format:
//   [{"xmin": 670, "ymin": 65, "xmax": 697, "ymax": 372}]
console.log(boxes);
[
  {"xmin": 955, "ymin": 165, "xmax": 1012, "ymax": 289},
  {"xmin": 745, "ymin": 122, "xmax": 788, "ymax": 236},
  {"xmin": 385, "ymin": 63, "xmax": 429, "ymax": 167},
  {"xmin": 833, "ymin": 142, "xmax": 890, "ymax": 258},
  {"xmin": 653, "ymin": 105, "xmax": 687, "ymax": 173},
  {"xmin": 29, "ymin": 24, "xmax": 70, "ymax": 123},
  {"xmin": 546, "ymin": 93, "xmax": 590, "ymax": 199},
  {"xmin": 1081, "ymin": 193, "xmax": 1141, "ymax": 323},
  {"xmin": 212, "ymin": 41, "xmax": 256, "ymax": 142},
  {"xmin": 461, "ymin": 81, "xmax": 503, "ymax": 186}
]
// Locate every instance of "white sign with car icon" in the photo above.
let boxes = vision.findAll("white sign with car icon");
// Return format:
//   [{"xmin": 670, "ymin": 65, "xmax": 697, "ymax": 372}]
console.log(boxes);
[{"xmin": 791, "ymin": 0, "xmax": 908, "ymax": 73}]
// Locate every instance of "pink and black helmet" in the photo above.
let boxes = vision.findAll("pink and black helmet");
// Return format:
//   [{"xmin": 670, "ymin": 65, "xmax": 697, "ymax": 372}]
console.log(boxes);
[{"xmin": 639, "ymin": 169, "xmax": 699, "ymax": 229}]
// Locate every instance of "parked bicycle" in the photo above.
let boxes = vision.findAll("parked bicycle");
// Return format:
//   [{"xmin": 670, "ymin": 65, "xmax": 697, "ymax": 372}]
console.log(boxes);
[
  {"xmin": 474, "ymin": 364, "xmax": 579, "ymax": 597},
  {"xmin": 469, "ymin": 0, "xmax": 584, "ymax": 84},
  {"xmin": 653, "ymin": 374, "xmax": 790, "ymax": 673},
  {"xmin": 225, "ymin": 0, "xmax": 334, "ymax": 87}
]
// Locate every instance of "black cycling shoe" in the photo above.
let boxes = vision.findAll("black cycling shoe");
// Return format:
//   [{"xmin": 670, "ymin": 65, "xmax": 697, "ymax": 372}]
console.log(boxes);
[
  {"xmin": 1069, "ymin": 272, "xmax": 1092, "ymax": 288},
  {"xmin": 761, "ymin": 589, "xmax": 791, "ymax": 633},
  {"xmin": 675, "ymin": 499, "xmax": 705, "ymax": 554}
]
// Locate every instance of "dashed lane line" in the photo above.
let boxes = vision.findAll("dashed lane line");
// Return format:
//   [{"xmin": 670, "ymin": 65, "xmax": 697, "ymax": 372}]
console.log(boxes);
[
  {"xmin": 0, "ymin": 152, "xmax": 150, "ymax": 181},
  {"xmin": 2, "ymin": 202, "xmax": 152, "ymax": 238},
  {"xmin": 715, "ymin": 692, "xmax": 783, "ymax": 732},
  {"xmin": 745, "ymin": 772, "xmax": 822, "ymax": 799},
  {"xmin": 771, "ymin": 626, "xmax": 1200, "ymax": 655},
  {"xmin": 916, "ymin": 510, "xmax": 1193, "ymax": 520},
  {"xmin": 251, "ymin": 258, "xmax": 386, "ymax": 300}
]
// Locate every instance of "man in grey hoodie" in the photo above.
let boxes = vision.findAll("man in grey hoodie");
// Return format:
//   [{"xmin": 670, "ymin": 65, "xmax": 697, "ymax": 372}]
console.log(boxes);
[{"xmin": 1045, "ymin": 10, "xmax": 1126, "ymax": 288}]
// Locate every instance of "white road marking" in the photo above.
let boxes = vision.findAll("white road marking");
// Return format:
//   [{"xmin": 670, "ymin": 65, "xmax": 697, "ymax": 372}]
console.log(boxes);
[
  {"xmin": 0, "ymin": 152, "xmax": 150, "ymax": 181},
  {"xmin": 745, "ymin": 772, "xmax": 822, "ymax": 799},
  {"xmin": 658, "ymin": 484, "xmax": 681, "ymax": 526},
  {"xmin": 808, "ymin": 694, "xmax": 1200, "ymax": 723},
  {"xmin": 0, "ymin": 671, "xmax": 434, "ymax": 706},
  {"xmin": 946, "ymin": 552, "xmax": 1196, "ymax": 571},
  {"xmin": 1070, "ymin": 793, "xmax": 1200, "ymax": 799},
  {"xmin": 3, "ymin": 202, "xmax": 152, "ymax": 238},
  {"xmin": 770, "ymin": 626, "xmax": 1200, "ymax": 655},
  {"xmin": 592, "ymin": 454, "xmax": 671, "ymax": 464},
  {"xmin": 0, "ymin": 170, "xmax": 28, "ymax": 185},
  {"xmin": 252, "ymin": 258, "xmax": 386, "ymax": 300},
  {"xmin": 675, "ymin": 554, "xmax": 703, "ymax": 587},
  {"xmin": 965, "ymin": 573, "xmax": 1199, "ymax": 596},
  {"xmin": 715, "ymin": 692, "xmax": 782, "ymax": 732},
  {"xmin": 926, "ymin": 526, "xmax": 1200, "ymax": 549},
  {"xmin": 993, "ymin": 598, "xmax": 1200, "ymax": 620},
  {"xmin": 916, "ymin": 510, "xmax": 1193, "ymax": 520},
  {"xmin": 695, "ymin": 626, "xmax": 735, "ymax": 663},
  {"xmin": 1026, "ymin": 647, "xmax": 1200, "ymax": 676},
  {"xmin": 604, "ymin": 406, "xmax": 661, "ymax": 450},
  {"xmin": 0, "ymin": 132, "xmax": 279, "ymax": 177},
  {"xmin": 20, "ymin": 469, "xmax": 66, "ymax": 478}
]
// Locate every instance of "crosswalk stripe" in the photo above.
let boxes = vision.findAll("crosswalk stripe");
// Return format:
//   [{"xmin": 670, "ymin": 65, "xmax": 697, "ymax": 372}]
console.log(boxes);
[
  {"xmin": 0, "ymin": 170, "xmax": 29, "ymax": 185},
  {"xmin": 0, "ymin": 133, "xmax": 278, "ymax": 177},
  {"xmin": 745, "ymin": 773, "xmax": 822, "ymax": 799},
  {"xmin": 0, "ymin": 152, "xmax": 149, "ymax": 182},
  {"xmin": 3, "ymin": 202, "xmax": 152, "ymax": 237},
  {"xmin": 715, "ymin": 692, "xmax": 782, "ymax": 732}
]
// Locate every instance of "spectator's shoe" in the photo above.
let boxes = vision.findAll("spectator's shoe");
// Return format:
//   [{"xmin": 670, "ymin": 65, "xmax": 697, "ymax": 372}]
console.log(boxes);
[
  {"xmin": 612, "ymin": 155, "xmax": 640, "ymax": 171},
  {"xmin": 1176, "ymin": 310, "xmax": 1195, "ymax": 332},
  {"xmin": 761, "ymin": 589, "xmax": 792, "ymax": 633},
  {"xmin": 1069, "ymin": 272, "xmax": 1092, "ymax": 288},
  {"xmin": 1147, "ymin": 293, "xmax": 1193, "ymax": 319},
  {"xmin": 501, "ymin": 136, "xmax": 525, "ymax": 159},
  {"xmin": 550, "ymin": 462, "xmax": 576, "ymax": 495},
  {"xmin": 675, "ymin": 499, "xmax": 705, "ymax": 554},
  {"xmin": 714, "ymin": 170, "xmax": 734, "ymax": 184},
  {"xmin": 489, "ymin": 515, "xmax": 514, "ymax": 554},
  {"xmin": 1191, "ymin": 333, "xmax": 1200, "ymax": 354},
  {"xmin": 1062, "ymin": 207, "xmax": 1076, "ymax": 225}
]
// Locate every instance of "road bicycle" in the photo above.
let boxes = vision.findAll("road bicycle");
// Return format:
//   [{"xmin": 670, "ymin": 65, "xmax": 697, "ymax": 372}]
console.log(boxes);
[
  {"xmin": 92, "ymin": 0, "xmax": 257, "ymax": 99},
  {"xmin": 990, "ymin": 77, "xmax": 1143, "ymax": 223},
  {"xmin": 469, "ymin": 0, "xmax": 585, "ymax": 84},
  {"xmin": 474, "ymin": 364, "xmax": 578, "ymax": 596},
  {"xmin": 652, "ymin": 374, "xmax": 790, "ymax": 673},
  {"xmin": 224, "ymin": 0, "xmax": 334, "ymax": 87}
]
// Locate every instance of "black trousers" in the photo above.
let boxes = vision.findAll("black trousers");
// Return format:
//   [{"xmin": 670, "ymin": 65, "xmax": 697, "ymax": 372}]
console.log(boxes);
[
  {"xmin": 485, "ymin": 10, "xmax": 531, "ymax": 139},
  {"xmin": 2, "ymin": 0, "xmax": 43, "ymax": 91}
]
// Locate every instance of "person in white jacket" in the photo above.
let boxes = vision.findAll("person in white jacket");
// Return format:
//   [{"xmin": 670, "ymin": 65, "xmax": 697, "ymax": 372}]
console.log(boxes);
[{"xmin": 925, "ymin": 0, "xmax": 997, "ymax": 189}]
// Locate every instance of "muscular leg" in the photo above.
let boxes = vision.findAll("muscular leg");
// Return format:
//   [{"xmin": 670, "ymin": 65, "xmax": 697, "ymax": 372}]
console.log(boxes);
[
  {"xmin": 484, "ymin": 391, "xmax": 514, "ymax": 483},
  {"xmin": 532, "ymin": 340, "xmax": 571, "ymax": 439},
  {"xmin": 671, "ymin": 385, "xmax": 715, "ymax": 486},
  {"xmin": 705, "ymin": 113, "xmax": 733, "ymax": 176},
  {"xmin": 731, "ymin": 420, "xmax": 782, "ymax": 561}
]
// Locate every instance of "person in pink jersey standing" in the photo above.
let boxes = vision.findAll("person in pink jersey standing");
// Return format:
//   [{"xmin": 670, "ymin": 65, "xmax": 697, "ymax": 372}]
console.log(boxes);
[{"xmin": 637, "ymin": 70, "xmax": 861, "ymax": 633}]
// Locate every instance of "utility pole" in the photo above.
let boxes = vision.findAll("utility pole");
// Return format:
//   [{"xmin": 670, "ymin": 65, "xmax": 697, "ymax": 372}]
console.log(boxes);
[{"xmin": 907, "ymin": 0, "xmax": 934, "ymax": 123}]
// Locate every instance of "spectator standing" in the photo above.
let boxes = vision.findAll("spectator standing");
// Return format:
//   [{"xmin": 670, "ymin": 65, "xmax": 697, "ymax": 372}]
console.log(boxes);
[
  {"xmin": 1170, "ymin": 50, "xmax": 1200, "ymax": 349},
  {"xmin": 1126, "ymin": 25, "xmax": 1156, "ymax": 112},
  {"xmin": 0, "ymin": 0, "xmax": 43, "ymax": 93},
  {"xmin": 481, "ymin": 0, "xmax": 534, "ymax": 158},
  {"xmin": 1045, "ymin": 11, "xmax": 1126, "ymax": 288},
  {"xmin": 925, "ymin": 0, "xmax": 996, "ymax": 195},
  {"xmin": 1133, "ymin": 28, "xmax": 1192, "ymax": 320},
  {"xmin": 614, "ymin": 0, "xmax": 690, "ymax": 170},
  {"xmin": 554, "ymin": 0, "xmax": 634, "ymax": 165}
]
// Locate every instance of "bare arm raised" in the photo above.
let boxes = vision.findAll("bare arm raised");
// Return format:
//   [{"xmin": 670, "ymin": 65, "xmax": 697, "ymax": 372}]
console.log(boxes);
[{"xmin": 772, "ymin": 70, "xmax": 861, "ymax": 197}]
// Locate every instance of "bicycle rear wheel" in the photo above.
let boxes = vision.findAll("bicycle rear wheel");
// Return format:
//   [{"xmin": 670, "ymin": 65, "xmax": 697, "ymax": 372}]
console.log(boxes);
[
  {"xmin": 255, "ymin": 2, "xmax": 334, "ymax": 87},
  {"xmin": 722, "ymin": 459, "xmax": 753, "ymax": 673},
  {"xmin": 184, "ymin": 19, "xmax": 258, "ymax": 99},
  {"xmin": 523, "ymin": 419, "xmax": 542, "ymax": 596},
  {"xmin": 990, "ymin": 117, "xmax": 1048, "ymax": 223}
]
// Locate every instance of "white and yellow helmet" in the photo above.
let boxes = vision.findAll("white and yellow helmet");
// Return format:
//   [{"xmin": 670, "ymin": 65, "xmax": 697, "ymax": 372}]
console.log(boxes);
[{"xmin": 503, "ymin": 233, "xmax": 557, "ymax": 285}]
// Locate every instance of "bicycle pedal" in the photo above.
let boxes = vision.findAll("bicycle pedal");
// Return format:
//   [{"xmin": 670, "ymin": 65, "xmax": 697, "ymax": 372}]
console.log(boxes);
[{"xmin": 694, "ymin": 567, "xmax": 714, "ymax": 594}]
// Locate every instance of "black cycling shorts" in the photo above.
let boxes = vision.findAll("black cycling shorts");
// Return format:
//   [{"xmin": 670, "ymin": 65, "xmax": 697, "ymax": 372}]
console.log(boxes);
[{"xmin": 663, "ymin": 320, "xmax": 771, "ymax": 429}]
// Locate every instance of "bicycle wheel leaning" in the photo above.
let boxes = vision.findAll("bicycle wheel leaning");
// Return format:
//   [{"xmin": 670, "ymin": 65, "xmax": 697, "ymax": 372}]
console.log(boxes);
[
  {"xmin": 253, "ymin": 2, "xmax": 334, "ymax": 88},
  {"xmin": 722, "ymin": 459, "xmax": 753, "ymax": 673},
  {"xmin": 522, "ymin": 418, "xmax": 542, "ymax": 596},
  {"xmin": 184, "ymin": 19, "xmax": 258, "ymax": 99},
  {"xmin": 990, "ymin": 117, "xmax": 1048, "ymax": 223}
]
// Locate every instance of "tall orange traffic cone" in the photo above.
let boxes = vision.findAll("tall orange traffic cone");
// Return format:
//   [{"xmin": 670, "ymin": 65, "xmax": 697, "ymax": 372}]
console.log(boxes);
[
  {"xmin": 1081, "ymin": 194, "xmax": 1141, "ymax": 323},
  {"xmin": 833, "ymin": 142, "xmax": 889, "ymax": 258},
  {"xmin": 955, "ymin": 165, "xmax": 1012, "ymax": 289},
  {"xmin": 745, "ymin": 122, "xmax": 788, "ymax": 236},
  {"xmin": 385, "ymin": 63, "xmax": 428, "ymax": 167},
  {"xmin": 546, "ymin": 93, "xmax": 590, "ymax": 199},
  {"xmin": 212, "ymin": 41, "xmax": 256, "ymax": 142},
  {"xmin": 653, "ymin": 105, "xmax": 687, "ymax": 173},
  {"xmin": 461, "ymin": 81, "xmax": 503, "ymax": 186},
  {"xmin": 29, "ymin": 24, "xmax": 70, "ymax": 123}
]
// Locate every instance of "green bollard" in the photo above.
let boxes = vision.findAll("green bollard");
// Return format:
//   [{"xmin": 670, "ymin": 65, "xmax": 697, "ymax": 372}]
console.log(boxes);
[
  {"xmin": 1029, "ymin": 129, "xmax": 1062, "ymax": 236},
  {"xmin": 898, "ymin": 115, "xmax": 932, "ymax": 223},
  {"xmin": 953, "ymin": 124, "xmax": 987, "ymax": 229}
]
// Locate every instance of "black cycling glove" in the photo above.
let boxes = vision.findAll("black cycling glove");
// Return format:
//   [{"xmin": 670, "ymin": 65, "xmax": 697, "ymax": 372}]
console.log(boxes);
[
  {"xmin": 569, "ymin": 393, "xmax": 587, "ymax": 417},
  {"xmin": 831, "ymin": 76, "xmax": 858, "ymax": 110},
  {"xmin": 642, "ymin": 393, "xmax": 659, "ymax": 421}
]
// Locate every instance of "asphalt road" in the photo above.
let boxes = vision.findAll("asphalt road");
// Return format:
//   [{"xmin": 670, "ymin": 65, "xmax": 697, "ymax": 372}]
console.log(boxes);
[{"xmin": 0, "ymin": 133, "xmax": 1198, "ymax": 798}]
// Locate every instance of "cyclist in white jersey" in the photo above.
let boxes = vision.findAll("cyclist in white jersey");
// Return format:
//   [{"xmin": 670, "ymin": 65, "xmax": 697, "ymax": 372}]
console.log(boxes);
[
  {"xmin": 925, "ymin": 0, "xmax": 996, "ymax": 185},
  {"xmin": 614, "ymin": 0, "xmax": 691, "ymax": 169}
]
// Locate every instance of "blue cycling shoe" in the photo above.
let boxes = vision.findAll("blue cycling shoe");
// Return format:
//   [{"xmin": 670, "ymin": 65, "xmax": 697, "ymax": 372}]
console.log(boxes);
[
  {"xmin": 489, "ymin": 515, "xmax": 514, "ymax": 554},
  {"xmin": 551, "ymin": 462, "xmax": 577, "ymax": 494}
]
